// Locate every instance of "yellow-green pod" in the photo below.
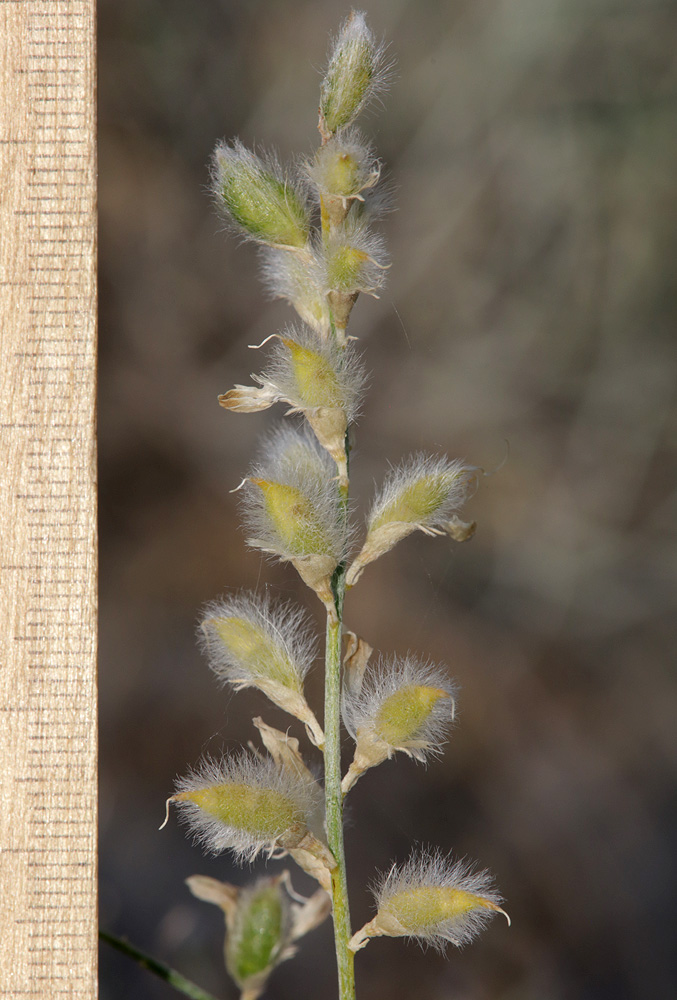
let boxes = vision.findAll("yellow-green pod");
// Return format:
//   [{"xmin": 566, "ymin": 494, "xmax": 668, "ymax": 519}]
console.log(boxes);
[
  {"xmin": 200, "ymin": 592, "xmax": 325, "ymax": 748},
  {"xmin": 175, "ymin": 784, "xmax": 302, "ymax": 843},
  {"xmin": 281, "ymin": 338, "xmax": 344, "ymax": 409},
  {"xmin": 251, "ymin": 478, "xmax": 334, "ymax": 557},
  {"xmin": 206, "ymin": 612, "xmax": 303, "ymax": 693},
  {"xmin": 170, "ymin": 752, "xmax": 321, "ymax": 862},
  {"xmin": 347, "ymin": 455, "xmax": 475, "ymax": 587},
  {"xmin": 325, "ymin": 244, "xmax": 371, "ymax": 292},
  {"xmin": 226, "ymin": 879, "xmax": 292, "ymax": 990},
  {"xmin": 320, "ymin": 12, "xmax": 385, "ymax": 137},
  {"xmin": 342, "ymin": 656, "xmax": 457, "ymax": 795},
  {"xmin": 350, "ymin": 850, "xmax": 509, "ymax": 952},
  {"xmin": 212, "ymin": 140, "xmax": 309, "ymax": 249},
  {"xmin": 374, "ymin": 685, "xmax": 451, "ymax": 748},
  {"xmin": 370, "ymin": 471, "xmax": 458, "ymax": 532}
]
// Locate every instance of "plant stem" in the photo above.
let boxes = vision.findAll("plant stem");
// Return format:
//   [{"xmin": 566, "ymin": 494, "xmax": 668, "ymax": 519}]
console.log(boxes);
[
  {"xmin": 99, "ymin": 930, "xmax": 223, "ymax": 1000},
  {"xmin": 322, "ymin": 147, "xmax": 355, "ymax": 996},
  {"xmin": 324, "ymin": 559, "xmax": 355, "ymax": 1000}
]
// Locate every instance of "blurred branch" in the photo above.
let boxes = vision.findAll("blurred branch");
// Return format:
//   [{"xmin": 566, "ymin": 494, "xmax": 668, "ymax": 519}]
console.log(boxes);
[{"xmin": 100, "ymin": 929, "xmax": 223, "ymax": 1000}]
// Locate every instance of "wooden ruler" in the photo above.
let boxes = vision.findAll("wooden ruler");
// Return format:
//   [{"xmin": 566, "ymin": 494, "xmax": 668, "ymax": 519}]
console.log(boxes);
[{"xmin": 0, "ymin": 1, "xmax": 97, "ymax": 997}]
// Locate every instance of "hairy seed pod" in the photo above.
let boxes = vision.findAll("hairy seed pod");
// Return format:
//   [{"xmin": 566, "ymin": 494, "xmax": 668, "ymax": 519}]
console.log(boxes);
[
  {"xmin": 219, "ymin": 326, "xmax": 366, "ymax": 485},
  {"xmin": 186, "ymin": 871, "xmax": 331, "ymax": 999},
  {"xmin": 212, "ymin": 140, "xmax": 310, "ymax": 249},
  {"xmin": 200, "ymin": 591, "xmax": 324, "ymax": 747},
  {"xmin": 309, "ymin": 131, "xmax": 380, "ymax": 201},
  {"xmin": 319, "ymin": 11, "xmax": 389, "ymax": 139},
  {"xmin": 169, "ymin": 751, "xmax": 324, "ymax": 863},
  {"xmin": 342, "ymin": 655, "xmax": 456, "ymax": 793},
  {"xmin": 308, "ymin": 129, "xmax": 381, "ymax": 230},
  {"xmin": 226, "ymin": 877, "xmax": 293, "ymax": 992},
  {"xmin": 322, "ymin": 225, "xmax": 387, "ymax": 296},
  {"xmin": 237, "ymin": 430, "xmax": 347, "ymax": 607},
  {"xmin": 347, "ymin": 454, "xmax": 476, "ymax": 586},
  {"xmin": 350, "ymin": 849, "xmax": 509, "ymax": 952}
]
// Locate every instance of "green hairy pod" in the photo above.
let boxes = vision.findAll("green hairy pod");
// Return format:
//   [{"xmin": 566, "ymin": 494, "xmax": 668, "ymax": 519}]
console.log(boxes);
[
  {"xmin": 342, "ymin": 655, "xmax": 456, "ymax": 793},
  {"xmin": 168, "ymin": 751, "xmax": 327, "ymax": 863},
  {"xmin": 226, "ymin": 879, "xmax": 290, "ymax": 990},
  {"xmin": 186, "ymin": 872, "xmax": 331, "ymax": 1000},
  {"xmin": 212, "ymin": 140, "xmax": 310, "ymax": 248},
  {"xmin": 201, "ymin": 591, "xmax": 324, "ymax": 747},
  {"xmin": 347, "ymin": 455, "xmax": 477, "ymax": 586},
  {"xmin": 319, "ymin": 11, "xmax": 389, "ymax": 138},
  {"xmin": 350, "ymin": 850, "xmax": 509, "ymax": 953}
]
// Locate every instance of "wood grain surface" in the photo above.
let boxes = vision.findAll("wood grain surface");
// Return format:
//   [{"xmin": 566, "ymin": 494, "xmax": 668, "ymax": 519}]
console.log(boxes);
[{"xmin": 0, "ymin": 1, "xmax": 97, "ymax": 997}]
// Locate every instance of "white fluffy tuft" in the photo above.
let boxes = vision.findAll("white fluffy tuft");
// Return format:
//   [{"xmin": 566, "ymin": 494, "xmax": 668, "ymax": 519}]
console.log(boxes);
[
  {"xmin": 257, "ymin": 423, "xmax": 336, "ymax": 484},
  {"xmin": 260, "ymin": 248, "xmax": 330, "ymax": 334}
]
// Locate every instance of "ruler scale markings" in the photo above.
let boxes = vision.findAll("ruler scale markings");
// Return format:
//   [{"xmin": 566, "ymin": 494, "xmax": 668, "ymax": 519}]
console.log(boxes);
[{"xmin": 0, "ymin": 0, "xmax": 97, "ymax": 996}]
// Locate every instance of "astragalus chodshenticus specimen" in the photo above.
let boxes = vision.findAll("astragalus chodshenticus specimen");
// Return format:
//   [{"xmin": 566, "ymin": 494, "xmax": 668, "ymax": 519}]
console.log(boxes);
[{"xmin": 165, "ymin": 11, "xmax": 509, "ymax": 1000}]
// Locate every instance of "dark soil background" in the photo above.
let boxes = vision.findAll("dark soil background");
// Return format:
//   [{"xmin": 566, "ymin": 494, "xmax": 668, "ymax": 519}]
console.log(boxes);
[{"xmin": 98, "ymin": 2, "xmax": 677, "ymax": 998}]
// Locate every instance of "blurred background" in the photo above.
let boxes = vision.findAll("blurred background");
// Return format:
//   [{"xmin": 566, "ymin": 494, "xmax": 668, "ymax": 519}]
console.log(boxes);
[{"xmin": 98, "ymin": 2, "xmax": 677, "ymax": 998}]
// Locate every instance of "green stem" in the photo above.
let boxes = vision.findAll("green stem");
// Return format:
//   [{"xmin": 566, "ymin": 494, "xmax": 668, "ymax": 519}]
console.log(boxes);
[
  {"xmin": 323, "ymin": 161, "xmax": 355, "ymax": 998},
  {"xmin": 324, "ymin": 564, "xmax": 355, "ymax": 1000},
  {"xmin": 99, "ymin": 930, "xmax": 223, "ymax": 1000}
]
